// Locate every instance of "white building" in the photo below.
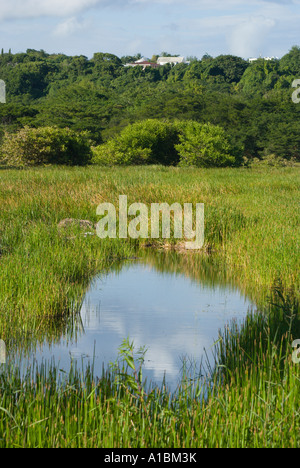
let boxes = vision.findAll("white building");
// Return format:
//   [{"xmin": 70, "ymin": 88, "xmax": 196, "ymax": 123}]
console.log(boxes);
[
  {"xmin": 124, "ymin": 57, "xmax": 159, "ymax": 70},
  {"xmin": 157, "ymin": 56, "xmax": 188, "ymax": 66},
  {"xmin": 248, "ymin": 56, "xmax": 278, "ymax": 63}
]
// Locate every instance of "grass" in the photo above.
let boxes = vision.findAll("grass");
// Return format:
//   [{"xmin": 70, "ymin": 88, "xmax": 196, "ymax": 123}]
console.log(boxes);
[
  {"xmin": 0, "ymin": 164, "xmax": 299, "ymax": 447},
  {"xmin": 0, "ymin": 309, "xmax": 298, "ymax": 448}
]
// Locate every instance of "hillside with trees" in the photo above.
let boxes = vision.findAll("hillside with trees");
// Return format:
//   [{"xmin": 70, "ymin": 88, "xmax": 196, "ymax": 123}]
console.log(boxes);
[{"xmin": 0, "ymin": 47, "xmax": 300, "ymax": 166}]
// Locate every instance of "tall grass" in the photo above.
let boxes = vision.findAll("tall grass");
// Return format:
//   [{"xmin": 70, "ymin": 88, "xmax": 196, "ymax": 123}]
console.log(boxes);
[
  {"xmin": 216, "ymin": 285, "xmax": 300, "ymax": 380},
  {"xmin": 0, "ymin": 165, "xmax": 299, "ymax": 447},
  {"xmin": 0, "ymin": 309, "xmax": 298, "ymax": 448}
]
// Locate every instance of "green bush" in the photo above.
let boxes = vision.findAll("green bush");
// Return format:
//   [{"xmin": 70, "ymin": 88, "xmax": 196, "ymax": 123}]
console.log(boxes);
[
  {"xmin": 0, "ymin": 126, "xmax": 92, "ymax": 167},
  {"xmin": 91, "ymin": 119, "xmax": 180, "ymax": 166},
  {"xmin": 92, "ymin": 119, "xmax": 239, "ymax": 168},
  {"xmin": 175, "ymin": 121, "xmax": 237, "ymax": 167},
  {"xmin": 249, "ymin": 154, "xmax": 299, "ymax": 167}
]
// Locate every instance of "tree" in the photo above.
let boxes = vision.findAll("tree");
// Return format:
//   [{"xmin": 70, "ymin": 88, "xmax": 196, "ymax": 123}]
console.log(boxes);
[
  {"xmin": 92, "ymin": 53, "xmax": 122, "ymax": 66},
  {"xmin": 0, "ymin": 47, "xmax": 299, "ymax": 164},
  {"xmin": 175, "ymin": 121, "xmax": 237, "ymax": 167},
  {"xmin": 28, "ymin": 82, "xmax": 108, "ymax": 144},
  {"xmin": 0, "ymin": 126, "xmax": 92, "ymax": 167},
  {"xmin": 121, "ymin": 54, "xmax": 142, "ymax": 64},
  {"xmin": 279, "ymin": 46, "xmax": 300, "ymax": 76},
  {"xmin": 160, "ymin": 52, "xmax": 180, "ymax": 57},
  {"xmin": 92, "ymin": 119, "xmax": 180, "ymax": 166},
  {"xmin": 4, "ymin": 61, "xmax": 53, "ymax": 99},
  {"xmin": 202, "ymin": 55, "xmax": 249, "ymax": 83},
  {"xmin": 239, "ymin": 59, "xmax": 280, "ymax": 95}
]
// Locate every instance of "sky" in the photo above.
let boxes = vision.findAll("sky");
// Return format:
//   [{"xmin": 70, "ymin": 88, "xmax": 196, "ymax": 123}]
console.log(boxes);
[{"xmin": 0, "ymin": 0, "xmax": 299, "ymax": 59}]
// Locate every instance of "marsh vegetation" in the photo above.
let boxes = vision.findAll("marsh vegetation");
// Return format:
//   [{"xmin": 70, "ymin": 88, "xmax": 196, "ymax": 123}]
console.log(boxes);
[{"xmin": 0, "ymin": 165, "xmax": 299, "ymax": 447}]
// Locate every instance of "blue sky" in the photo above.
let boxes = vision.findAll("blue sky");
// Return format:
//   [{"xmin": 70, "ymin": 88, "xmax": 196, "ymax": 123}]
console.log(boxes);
[{"xmin": 0, "ymin": 0, "xmax": 299, "ymax": 59}]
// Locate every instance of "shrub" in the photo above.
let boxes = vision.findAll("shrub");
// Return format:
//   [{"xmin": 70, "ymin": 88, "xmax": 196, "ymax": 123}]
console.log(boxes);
[
  {"xmin": 91, "ymin": 119, "xmax": 180, "ymax": 166},
  {"xmin": 91, "ymin": 140, "xmax": 152, "ymax": 166},
  {"xmin": 249, "ymin": 154, "xmax": 299, "ymax": 167},
  {"xmin": 92, "ymin": 119, "xmax": 240, "ymax": 168},
  {"xmin": 175, "ymin": 121, "xmax": 237, "ymax": 167},
  {"xmin": 0, "ymin": 126, "xmax": 92, "ymax": 167}
]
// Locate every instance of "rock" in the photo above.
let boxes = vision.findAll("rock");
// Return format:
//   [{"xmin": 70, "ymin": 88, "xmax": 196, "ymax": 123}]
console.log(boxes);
[{"xmin": 58, "ymin": 218, "xmax": 95, "ymax": 230}]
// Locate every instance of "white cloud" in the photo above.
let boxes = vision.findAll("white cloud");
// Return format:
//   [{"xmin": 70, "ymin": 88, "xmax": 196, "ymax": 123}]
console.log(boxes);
[
  {"xmin": 0, "ymin": 0, "xmax": 102, "ymax": 20},
  {"xmin": 53, "ymin": 16, "xmax": 89, "ymax": 37},
  {"xmin": 0, "ymin": 0, "xmax": 298, "ymax": 58},
  {"xmin": 0, "ymin": 0, "xmax": 299, "ymax": 21},
  {"xmin": 229, "ymin": 16, "xmax": 276, "ymax": 57}
]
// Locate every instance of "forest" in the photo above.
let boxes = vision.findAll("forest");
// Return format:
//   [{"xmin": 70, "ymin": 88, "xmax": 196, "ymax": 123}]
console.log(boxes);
[{"xmin": 0, "ymin": 46, "xmax": 300, "ymax": 166}]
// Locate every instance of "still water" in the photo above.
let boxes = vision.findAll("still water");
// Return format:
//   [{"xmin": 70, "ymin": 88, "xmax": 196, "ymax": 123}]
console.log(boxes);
[{"xmin": 10, "ymin": 253, "xmax": 254, "ymax": 391}]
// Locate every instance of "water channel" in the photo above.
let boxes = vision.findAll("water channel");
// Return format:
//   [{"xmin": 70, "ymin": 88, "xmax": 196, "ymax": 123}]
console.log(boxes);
[{"xmin": 8, "ymin": 252, "xmax": 254, "ymax": 392}]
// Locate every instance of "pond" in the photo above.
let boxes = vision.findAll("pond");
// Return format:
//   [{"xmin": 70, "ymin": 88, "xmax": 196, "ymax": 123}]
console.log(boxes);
[{"xmin": 8, "ymin": 252, "xmax": 254, "ymax": 392}]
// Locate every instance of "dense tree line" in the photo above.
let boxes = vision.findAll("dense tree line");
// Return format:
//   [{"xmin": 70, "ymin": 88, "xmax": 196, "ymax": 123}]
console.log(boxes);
[{"xmin": 0, "ymin": 47, "xmax": 300, "ymax": 164}]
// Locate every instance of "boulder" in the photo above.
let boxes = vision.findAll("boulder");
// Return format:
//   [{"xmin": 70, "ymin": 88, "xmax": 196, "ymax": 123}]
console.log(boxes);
[{"xmin": 58, "ymin": 218, "xmax": 95, "ymax": 230}]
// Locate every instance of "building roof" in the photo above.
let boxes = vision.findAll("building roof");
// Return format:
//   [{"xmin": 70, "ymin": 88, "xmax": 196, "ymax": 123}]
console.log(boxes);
[
  {"xmin": 124, "ymin": 60, "xmax": 159, "ymax": 68},
  {"xmin": 157, "ymin": 56, "xmax": 186, "ymax": 65}
]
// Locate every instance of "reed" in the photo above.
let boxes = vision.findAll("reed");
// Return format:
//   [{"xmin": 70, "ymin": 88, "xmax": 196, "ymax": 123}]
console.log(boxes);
[
  {"xmin": 0, "ymin": 165, "xmax": 299, "ymax": 447},
  {"xmin": 0, "ymin": 314, "xmax": 298, "ymax": 448}
]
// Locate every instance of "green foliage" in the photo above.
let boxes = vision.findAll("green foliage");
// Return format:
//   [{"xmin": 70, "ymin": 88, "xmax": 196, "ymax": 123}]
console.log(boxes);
[
  {"xmin": 175, "ymin": 121, "xmax": 237, "ymax": 167},
  {"xmin": 92, "ymin": 119, "xmax": 180, "ymax": 166},
  {"xmin": 239, "ymin": 59, "xmax": 281, "ymax": 95},
  {"xmin": 92, "ymin": 119, "xmax": 243, "ymax": 167},
  {"xmin": 0, "ymin": 126, "xmax": 92, "ymax": 167},
  {"xmin": 279, "ymin": 45, "xmax": 300, "ymax": 76},
  {"xmin": 0, "ymin": 166, "xmax": 298, "ymax": 447},
  {"xmin": 1, "ymin": 61, "xmax": 54, "ymax": 99},
  {"xmin": 202, "ymin": 55, "xmax": 249, "ymax": 84},
  {"xmin": 249, "ymin": 154, "xmax": 299, "ymax": 167},
  {"xmin": 0, "ymin": 47, "xmax": 300, "ymax": 163},
  {"xmin": 31, "ymin": 82, "xmax": 108, "ymax": 144},
  {"xmin": 110, "ymin": 337, "xmax": 149, "ymax": 398}
]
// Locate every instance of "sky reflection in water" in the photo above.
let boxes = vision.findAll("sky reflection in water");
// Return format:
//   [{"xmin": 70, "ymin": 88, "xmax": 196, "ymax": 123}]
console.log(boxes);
[{"xmin": 30, "ymin": 258, "xmax": 253, "ymax": 391}]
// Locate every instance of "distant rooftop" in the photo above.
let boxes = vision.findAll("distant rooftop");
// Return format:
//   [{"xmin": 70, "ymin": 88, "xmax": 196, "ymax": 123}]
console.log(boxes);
[
  {"xmin": 124, "ymin": 56, "xmax": 190, "ymax": 69},
  {"xmin": 124, "ymin": 58, "xmax": 159, "ymax": 69},
  {"xmin": 248, "ymin": 56, "xmax": 279, "ymax": 63},
  {"xmin": 157, "ymin": 56, "xmax": 187, "ymax": 65}
]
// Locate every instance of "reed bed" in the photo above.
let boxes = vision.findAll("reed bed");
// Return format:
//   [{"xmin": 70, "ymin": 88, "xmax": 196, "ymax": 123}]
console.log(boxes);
[
  {"xmin": 0, "ymin": 165, "xmax": 299, "ymax": 447},
  {"xmin": 0, "ymin": 308, "xmax": 298, "ymax": 448}
]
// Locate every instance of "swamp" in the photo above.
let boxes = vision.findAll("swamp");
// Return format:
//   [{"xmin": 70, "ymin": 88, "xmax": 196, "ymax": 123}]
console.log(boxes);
[{"xmin": 0, "ymin": 165, "xmax": 299, "ymax": 447}]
